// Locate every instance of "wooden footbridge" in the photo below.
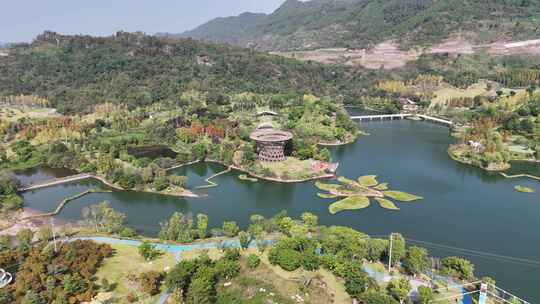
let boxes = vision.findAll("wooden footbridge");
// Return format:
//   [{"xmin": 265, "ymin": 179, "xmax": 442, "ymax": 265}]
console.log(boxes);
[
  {"xmin": 19, "ymin": 173, "xmax": 94, "ymax": 192},
  {"xmin": 350, "ymin": 114, "xmax": 454, "ymax": 127}
]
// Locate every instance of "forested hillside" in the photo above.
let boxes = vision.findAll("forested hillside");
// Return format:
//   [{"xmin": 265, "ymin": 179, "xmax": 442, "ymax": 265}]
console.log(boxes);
[
  {"xmin": 165, "ymin": 12, "xmax": 266, "ymax": 45},
  {"xmin": 180, "ymin": 0, "xmax": 540, "ymax": 51},
  {"xmin": 0, "ymin": 31, "xmax": 376, "ymax": 114}
]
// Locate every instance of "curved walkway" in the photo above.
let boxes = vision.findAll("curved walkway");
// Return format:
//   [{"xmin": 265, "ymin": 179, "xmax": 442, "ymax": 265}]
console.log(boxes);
[{"xmin": 73, "ymin": 236, "xmax": 273, "ymax": 261}]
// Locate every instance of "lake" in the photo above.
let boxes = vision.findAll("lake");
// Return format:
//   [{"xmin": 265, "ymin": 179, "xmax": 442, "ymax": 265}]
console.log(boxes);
[{"xmin": 20, "ymin": 119, "xmax": 540, "ymax": 301}]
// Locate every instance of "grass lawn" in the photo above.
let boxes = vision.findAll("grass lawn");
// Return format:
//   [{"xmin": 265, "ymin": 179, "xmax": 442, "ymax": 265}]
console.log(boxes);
[
  {"xmin": 95, "ymin": 244, "xmax": 177, "ymax": 303},
  {"xmin": 259, "ymin": 157, "xmax": 317, "ymax": 180}
]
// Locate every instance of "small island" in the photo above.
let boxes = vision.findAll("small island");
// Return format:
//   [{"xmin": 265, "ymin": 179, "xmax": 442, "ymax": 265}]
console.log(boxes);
[
  {"xmin": 514, "ymin": 185, "xmax": 535, "ymax": 193},
  {"xmin": 316, "ymin": 175, "xmax": 423, "ymax": 214}
]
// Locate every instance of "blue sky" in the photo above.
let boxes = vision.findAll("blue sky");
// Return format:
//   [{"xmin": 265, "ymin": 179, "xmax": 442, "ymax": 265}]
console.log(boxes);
[{"xmin": 1, "ymin": 0, "xmax": 286, "ymax": 42}]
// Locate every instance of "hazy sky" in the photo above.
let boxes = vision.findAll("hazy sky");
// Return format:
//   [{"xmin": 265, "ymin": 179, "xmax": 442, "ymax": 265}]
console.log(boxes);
[{"xmin": 1, "ymin": 0, "xmax": 286, "ymax": 42}]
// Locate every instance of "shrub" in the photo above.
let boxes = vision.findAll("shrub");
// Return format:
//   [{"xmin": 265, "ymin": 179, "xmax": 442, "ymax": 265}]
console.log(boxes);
[
  {"xmin": 223, "ymin": 249, "xmax": 241, "ymax": 261},
  {"xmin": 119, "ymin": 227, "xmax": 137, "ymax": 238},
  {"xmin": 417, "ymin": 286, "xmax": 434, "ymax": 304},
  {"xmin": 301, "ymin": 252, "xmax": 321, "ymax": 271},
  {"xmin": 139, "ymin": 271, "xmax": 163, "ymax": 296},
  {"xmin": 153, "ymin": 176, "xmax": 170, "ymax": 191},
  {"xmin": 247, "ymin": 254, "xmax": 260, "ymax": 269},
  {"xmin": 222, "ymin": 221, "xmax": 239, "ymax": 237},
  {"xmin": 238, "ymin": 231, "xmax": 251, "ymax": 249},
  {"xmin": 268, "ymin": 248, "xmax": 302, "ymax": 271},
  {"xmin": 440, "ymin": 256, "xmax": 475, "ymax": 280},
  {"xmin": 138, "ymin": 241, "xmax": 162, "ymax": 261},
  {"xmin": 214, "ymin": 258, "xmax": 240, "ymax": 280}
]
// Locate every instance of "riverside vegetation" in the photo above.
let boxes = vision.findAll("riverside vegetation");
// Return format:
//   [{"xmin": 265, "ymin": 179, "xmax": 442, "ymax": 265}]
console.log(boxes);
[{"xmin": 0, "ymin": 206, "xmax": 497, "ymax": 304}]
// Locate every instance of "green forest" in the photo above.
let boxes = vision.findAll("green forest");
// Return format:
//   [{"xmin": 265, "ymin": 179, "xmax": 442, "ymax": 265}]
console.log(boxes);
[
  {"xmin": 0, "ymin": 31, "xmax": 373, "ymax": 114},
  {"xmin": 179, "ymin": 0, "xmax": 540, "ymax": 50}
]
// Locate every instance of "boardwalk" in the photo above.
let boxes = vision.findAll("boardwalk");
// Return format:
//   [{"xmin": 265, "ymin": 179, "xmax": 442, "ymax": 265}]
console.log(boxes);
[
  {"xmin": 19, "ymin": 174, "xmax": 92, "ymax": 192},
  {"xmin": 19, "ymin": 173, "xmax": 122, "ymax": 192},
  {"xmin": 350, "ymin": 113, "xmax": 454, "ymax": 126},
  {"xmin": 350, "ymin": 114, "xmax": 411, "ymax": 121}
]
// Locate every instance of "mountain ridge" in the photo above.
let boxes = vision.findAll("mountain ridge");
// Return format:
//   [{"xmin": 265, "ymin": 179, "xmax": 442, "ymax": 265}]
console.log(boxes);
[{"xmin": 177, "ymin": 0, "xmax": 540, "ymax": 51}]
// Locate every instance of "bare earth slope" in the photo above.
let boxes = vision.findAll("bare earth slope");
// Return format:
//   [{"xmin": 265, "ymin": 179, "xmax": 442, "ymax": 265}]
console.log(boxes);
[{"xmin": 274, "ymin": 39, "xmax": 540, "ymax": 70}]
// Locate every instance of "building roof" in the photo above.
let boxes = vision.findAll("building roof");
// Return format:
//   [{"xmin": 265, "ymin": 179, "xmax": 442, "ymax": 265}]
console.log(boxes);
[{"xmin": 250, "ymin": 129, "xmax": 293, "ymax": 143}]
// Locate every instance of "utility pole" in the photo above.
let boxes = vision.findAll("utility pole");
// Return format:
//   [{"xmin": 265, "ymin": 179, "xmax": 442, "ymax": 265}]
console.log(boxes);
[
  {"xmin": 388, "ymin": 233, "xmax": 393, "ymax": 272},
  {"xmin": 50, "ymin": 218, "xmax": 57, "ymax": 253}
]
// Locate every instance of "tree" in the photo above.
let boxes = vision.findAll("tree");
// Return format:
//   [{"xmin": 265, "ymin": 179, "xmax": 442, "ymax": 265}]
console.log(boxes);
[
  {"xmin": 16, "ymin": 229, "xmax": 33, "ymax": 247},
  {"xmin": 316, "ymin": 148, "xmax": 332, "ymax": 162},
  {"xmin": 0, "ymin": 289, "xmax": 13, "ymax": 304},
  {"xmin": 238, "ymin": 231, "xmax": 251, "ymax": 249},
  {"xmin": 301, "ymin": 212, "xmax": 318, "ymax": 229},
  {"xmin": 165, "ymin": 261, "xmax": 197, "ymax": 293},
  {"xmin": 82, "ymin": 201, "xmax": 126, "ymax": 234},
  {"xmin": 169, "ymin": 175, "xmax": 188, "ymax": 188},
  {"xmin": 250, "ymin": 214, "xmax": 265, "ymax": 225},
  {"xmin": 21, "ymin": 290, "xmax": 41, "ymax": 304},
  {"xmin": 37, "ymin": 226, "xmax": 53, "ymax": 243},
  {"xmin": 138, "ymin": 241, "xmax": 162, "ymax": 261},
  {"xmin": 247, "ymin": 254, "xmax": 260, "ymax": 269},
  {"xmin": 341, "ymin": 261, "xmax": 371, "ymax": 298},
  {"xmin": 214, "ymin": 258, "xmax": 240, "ymax": 280},
  {"xmin": 139, "ymin": 271, "xmax": 163, "ymax": 296},
  {"xmin": 403, "ymin": 246, "xmax": 429, "ymax": 276},
  {"xmin": 186, "ymin": 266, "xmax": 216, "ymax": 304},
  {"xmin": 269, "ymin": 247, "xmax": 302, "ymax": 271},
  {"xmin": 387, "ymin": 278, "xmax": 411, "ymax": 304},
  {"xmin": 0, "ymin": 235, "xmax": 10, "ymax": 252},
  {"xmin": 159, "ymin": 212, "xmax": 194, "ymax": 242},
  {"xmin": 367, "ymin": 239, "xmax": 388, "ymax": 262},
  {"xmin": 153, "ymin": 176, "xmax": 169, "ymax": 191},
  {"xmin": 222, "ymin": 221, "xmax": 239, "ymax": 237},
  {"xmin": 63, "ymin": 274, "xmax": 88, "ymax": 296},
  {"xmin": 417, "ymin": 286, "xmax": 434, "ymax": 304},
  {"xmin": 440, "ymin": 256, "xmax": 475, "ymax": 280},
  {"xmin": 277, "ymin": 216, "xmax": 294, "ymax": 235},
  {"xmin": 360, "ymin": 290, "xmax": 398, "ymax": 304},
  {"xmin": 196, "ymin": 214, "xmax": 208, "ymax": 239}
]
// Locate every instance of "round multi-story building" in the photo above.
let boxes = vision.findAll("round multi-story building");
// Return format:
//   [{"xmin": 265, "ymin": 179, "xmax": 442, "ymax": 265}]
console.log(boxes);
[{"xmin": 249, "ymin": 129, "xmax": 293, "ymax": 162}]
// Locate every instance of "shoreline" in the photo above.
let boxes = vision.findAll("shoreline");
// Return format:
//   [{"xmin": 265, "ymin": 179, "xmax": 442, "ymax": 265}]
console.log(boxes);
[
  {"xmin": 204, "ymin": 159, "xmax": 337, "ymax": 184},
  {"xmin": 448, "ymin": 147, "xmax": 540, "ymax": 181}
]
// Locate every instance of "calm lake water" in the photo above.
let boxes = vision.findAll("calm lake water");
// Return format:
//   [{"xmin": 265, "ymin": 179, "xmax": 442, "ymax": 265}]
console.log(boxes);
[{"xmin": 20, "ymin": 120, "xmax": 540, "ymax": 301}]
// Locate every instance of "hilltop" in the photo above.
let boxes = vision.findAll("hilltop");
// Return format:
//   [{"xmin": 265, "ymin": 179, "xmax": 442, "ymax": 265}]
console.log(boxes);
[
  {"xmin": 160, "ymin": 12, "xmax": 267, "ymax": 45},
  {"xmin": 0, "ymin": 31, "xmax": 375, "ymax": 113},
  {"xmin": 179, "ymin": 0, "xmax": 540, "ymax": 51}
]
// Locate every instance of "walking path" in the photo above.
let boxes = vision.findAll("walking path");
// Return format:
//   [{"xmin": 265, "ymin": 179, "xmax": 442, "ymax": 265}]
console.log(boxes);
[
  {"xmin": 72, "ymin": 236, "xmax": 273, "ymax": 261},
  {"xmin": 195, "ymin": 166, "xmax": 232, "ymax": 189},
  {"xmin": 19, "ymin": 173, "xmax": 123, "ymax": 192},
  {"xmin": 21, "ymin": 189, "xmax": 110, "ymax": 220}
]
